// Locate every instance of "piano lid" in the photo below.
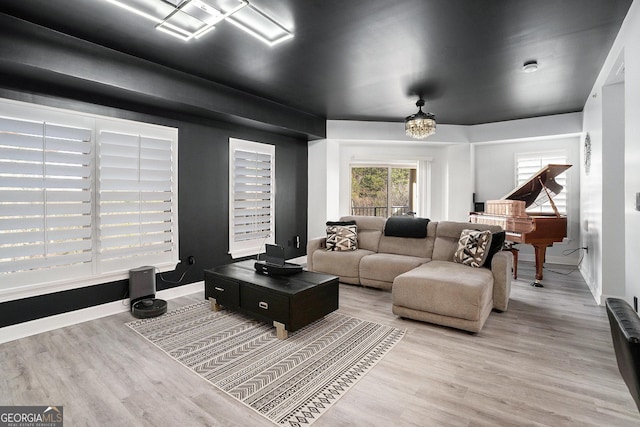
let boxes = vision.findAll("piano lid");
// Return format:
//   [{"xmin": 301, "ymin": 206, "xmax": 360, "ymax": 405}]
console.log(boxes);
[{"xmin": 502, "ymin": 164, "xmax": 572, "ymax": 208}]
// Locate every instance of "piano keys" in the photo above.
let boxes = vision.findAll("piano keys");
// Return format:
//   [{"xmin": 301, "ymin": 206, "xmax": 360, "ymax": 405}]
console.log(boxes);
[{"xmin": 470, "ymin": 164, "xmax": 572, "ymax": 287}]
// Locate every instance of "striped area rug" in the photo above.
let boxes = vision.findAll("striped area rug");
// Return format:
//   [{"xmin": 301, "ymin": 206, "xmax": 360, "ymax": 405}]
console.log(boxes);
[{"xmin": 127, "ymin": 301, "xmax": 405, "ymax": 426}]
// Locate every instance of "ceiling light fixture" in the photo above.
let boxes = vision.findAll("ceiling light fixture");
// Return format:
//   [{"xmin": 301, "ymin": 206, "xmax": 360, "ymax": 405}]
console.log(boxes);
[
  {"xmin": 522, "ymin": 60, "xmax": 539, "ymax": 73},
  {"xmin": 156, "ymin": 0, "xmax": 247, "ymax": 41},
  {"xmin": 103, "ymin": 0, "xmax": 293, "ymax": 45},
  {"xmin": 405, "ymin": 99, "xmax": 436, "ymax": 139},
  {"xmin": 226, "ymin": 4, "xmax": 294, "ymax": 46}
]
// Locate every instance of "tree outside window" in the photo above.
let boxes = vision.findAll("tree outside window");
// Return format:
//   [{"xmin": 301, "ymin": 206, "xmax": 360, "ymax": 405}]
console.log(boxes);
[{"xmin": 351, "ymin": 166, "xmax": 416, "ymax": 217}]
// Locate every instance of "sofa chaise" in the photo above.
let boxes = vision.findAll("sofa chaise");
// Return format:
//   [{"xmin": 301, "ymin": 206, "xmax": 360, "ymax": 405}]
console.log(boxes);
[{"xmin": 307, "ymin": 216, "xmax": 512, "ymax": 333}]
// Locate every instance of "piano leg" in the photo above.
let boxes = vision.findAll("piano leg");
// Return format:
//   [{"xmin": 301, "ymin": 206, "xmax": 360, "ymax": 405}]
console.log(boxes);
[{"xmin": 532, "ymin": 244, "xmax": 548, "ymax": 287}]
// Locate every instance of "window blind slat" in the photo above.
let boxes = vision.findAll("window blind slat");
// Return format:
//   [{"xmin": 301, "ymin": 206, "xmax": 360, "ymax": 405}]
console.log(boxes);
[
  {"xmin": 0, "ymin": 177, "xmax": 92, "ymax": 190},
  {"xmin": 45, "ymin": 124, "xmax": 92, "ymax": 141},
  {"xmin": 0, "ymin": 253, "xmax": 92, "ymax": 274},
  {"xmin": 0, "ymin": 117, "xmax": 43, "ymax": 135},
  {"xmin": 101, "ymin": 231, "xmax": 172, "ymax": 249},
  {"xmin": 44, "ymin": 138, "xmax": 91, "ymax": 153},
  {"xmin": 99, "ymin": 191, "xmax": 169, "ymax": 202},
  {"xmin": 99, "ymin": 201, "xmax": 172, "ymax": 214},
  {"xmin": 234, "ymin": 208, "xmax": 272, "ymax": 217},
  {"xmin": 99, "ymin": 222, "xmax": 170, "ymax": 237},
  {"xmin": 99, "ymin": 242, "xmax": 173, "ymax": 260},
  {"xmin": 0, "ymin": 229, "xmax": 89, "ymax": 248},
  {"xmin": 99, "ymin": 179, "xmax": 172, "ymax": 191},
  {"xmin": 0, "ymin": 133, "xmax": 43, "ymax": 149},
  {"xmin": 99, "ymin": 155, "xmax": 138, "ymax": 169},
  {"xmin": 99, "ymin": 211, "xmax": 170, "ymax": 226}
]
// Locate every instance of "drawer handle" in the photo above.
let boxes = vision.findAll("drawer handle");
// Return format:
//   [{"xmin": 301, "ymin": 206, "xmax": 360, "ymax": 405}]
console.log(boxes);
[
  {"xmin": 258, "ymin": 301, "xmax": 269, "ymax": 310},
  {"xmin": 214, "ymin": 287, "xmax": 225, "ymax": 292}
]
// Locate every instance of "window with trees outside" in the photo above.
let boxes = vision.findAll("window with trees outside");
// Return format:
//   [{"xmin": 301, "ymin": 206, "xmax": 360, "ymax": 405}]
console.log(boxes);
[{"xmin": 351, "ymin": 166, "xmax": 417, "ymax": 217}]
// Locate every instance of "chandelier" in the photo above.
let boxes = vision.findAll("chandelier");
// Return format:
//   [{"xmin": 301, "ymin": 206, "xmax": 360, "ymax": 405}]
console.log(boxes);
[{"xmin": 405, "ymin": 99, "xmax": 436, "ymax": 139}]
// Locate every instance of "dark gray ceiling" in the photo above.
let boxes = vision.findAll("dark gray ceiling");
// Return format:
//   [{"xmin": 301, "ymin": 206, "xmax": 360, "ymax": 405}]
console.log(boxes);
[{"xmin": 0, "ymin": 0, "xmax": 632, "ymax": 125}]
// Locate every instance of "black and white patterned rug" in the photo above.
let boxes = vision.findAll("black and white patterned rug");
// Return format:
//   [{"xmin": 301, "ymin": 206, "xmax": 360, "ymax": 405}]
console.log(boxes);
[{"xmin": 127, "ymin": 301, "xmax": 405, "ymax": 426}]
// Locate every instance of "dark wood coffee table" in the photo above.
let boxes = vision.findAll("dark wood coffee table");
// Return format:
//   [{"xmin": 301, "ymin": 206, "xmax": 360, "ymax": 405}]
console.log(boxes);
[{"xmin": 204, "ymin": 260, "xmax": 339, "ymax": 339}]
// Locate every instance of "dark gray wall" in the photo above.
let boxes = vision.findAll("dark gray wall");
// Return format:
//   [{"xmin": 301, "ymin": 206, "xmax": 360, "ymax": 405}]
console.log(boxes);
[{"xmin": 0, "ymin": 18, "xmax": 312, "ymax": 328}]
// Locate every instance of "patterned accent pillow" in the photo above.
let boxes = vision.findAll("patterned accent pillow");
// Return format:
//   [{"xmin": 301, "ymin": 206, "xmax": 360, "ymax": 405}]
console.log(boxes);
[
  {"xmin": 453, "ymin": 229, "xmax": 494, "ymax": 268},
  {"xmin": 326, "ymin": 221, "xmax": 358, "ymax": 251}
]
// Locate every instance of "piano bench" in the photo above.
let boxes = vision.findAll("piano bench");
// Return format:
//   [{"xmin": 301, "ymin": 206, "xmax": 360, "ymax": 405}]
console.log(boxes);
[
  {"xmin": 605, "ymin": 298, "xmax": 640, "ymax": 412},
  {"xmin": 502, "ymin": 246, "xmax": 519, "ymax": 279}
]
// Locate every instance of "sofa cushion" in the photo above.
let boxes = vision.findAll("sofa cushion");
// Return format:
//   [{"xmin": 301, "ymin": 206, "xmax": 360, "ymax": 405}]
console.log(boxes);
[
  {"xmin": 377, "ymin": 221, "xmax": 437, "ymax": 258},
  {"xmin": 392, "ymin": 260, "xmax": 494, "ymax": 321},
  {"xmin": 453, "ymin": 229, "xmax": 493, "ymax": 268},
  {"xmin": 359, "ymin": 253, "xmax": 429, "ymax": 285},
  {"xmin": 432, "ymin": 221, "xmax": 502, "ymax": 261},
  {"xmin": 312, "ymin": 248, "xmax": 374, "ymax": 282},
  {"xmin": 339, "ymin": 216, "xmax": 385, "ymax": 252},
  {"xmin": 326, "ymin": 221, "xmax": 357, "ymax": 251}
]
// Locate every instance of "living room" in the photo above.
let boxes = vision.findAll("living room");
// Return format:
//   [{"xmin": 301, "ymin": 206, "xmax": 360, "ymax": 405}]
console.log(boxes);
[{"xmin": 1, "ymin": 1, "xmax": 640, "ymax": 425}]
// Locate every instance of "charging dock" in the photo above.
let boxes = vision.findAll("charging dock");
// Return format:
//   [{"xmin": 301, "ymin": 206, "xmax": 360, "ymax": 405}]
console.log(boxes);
[{"xmin": 129, "ymin": 266, "xmax": 167, "ymax": 319}]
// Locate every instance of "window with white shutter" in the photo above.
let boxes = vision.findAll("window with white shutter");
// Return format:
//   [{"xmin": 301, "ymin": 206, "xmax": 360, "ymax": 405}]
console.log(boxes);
[
  {"xmin": 0, "ymin": 117, "xmax": 93, "ymax": 279},
  {"xmin": 0, "ymin": 98, "xmax": 177, "ymax": 301},
  {"xmin": 97, "ymin": 128, "xmax": 176, "ymax": 272},
  {"xmin": 515, "ymin": 151, "xmax": 568, "ymax": 214},
  {"xmin": 229, "ymin": 138, "xmax": 275, "ymax": 258}
]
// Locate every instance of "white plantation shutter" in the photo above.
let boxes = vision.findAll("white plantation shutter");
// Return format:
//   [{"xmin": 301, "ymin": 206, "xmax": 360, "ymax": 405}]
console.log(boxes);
[
  {"xmin": 98, "ymin": 130, "xmax": 176, "ymax": 271},
  {"xmin": 0, "ymin": 117, "xmax": 93, "ymax": 275},
  {"xmin": 516, "ymin": 151, "xmax": 568, "ymax": 214},
  {"xmin": 229, "ymin": 138, "xmax": 275, "ymax": 258},
  {"xmin": 0, "ymin": 97, "xmax": 178, "ymax": 301}
]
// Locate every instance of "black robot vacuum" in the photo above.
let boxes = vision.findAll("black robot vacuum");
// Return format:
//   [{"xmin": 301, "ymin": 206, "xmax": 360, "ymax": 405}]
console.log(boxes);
[{"xmin": 129, "ymin": 266, "xmax": 167, "ymax": 319}]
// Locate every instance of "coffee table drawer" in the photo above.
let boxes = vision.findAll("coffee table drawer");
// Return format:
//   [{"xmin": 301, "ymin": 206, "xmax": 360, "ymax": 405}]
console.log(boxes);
[
  {"xmin": 204, "ymin": 272, "xmax": 240, "ymax": 307},
  {"xmin": 241, "ymin": 286, "xmax": 289, "ymax": 322}
]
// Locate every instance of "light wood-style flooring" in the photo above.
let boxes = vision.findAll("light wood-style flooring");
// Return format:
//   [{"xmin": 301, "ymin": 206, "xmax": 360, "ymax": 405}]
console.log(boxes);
[{"xmin": 1, "ymin": 261, "xmax": 639, "ymax": 426}]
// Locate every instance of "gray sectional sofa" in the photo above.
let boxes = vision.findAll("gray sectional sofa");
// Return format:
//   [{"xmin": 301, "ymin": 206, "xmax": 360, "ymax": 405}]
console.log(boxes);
[{"xmin": 307, "ymin": 216, "xmax": 513, "ymax": 333}]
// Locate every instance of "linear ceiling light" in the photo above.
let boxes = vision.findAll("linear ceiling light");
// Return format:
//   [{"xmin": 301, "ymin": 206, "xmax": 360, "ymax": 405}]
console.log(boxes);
[
  {"xmin": 226, "ymin": 4, "xmax": 294, "ymax": 46},
  {"xmin": 103, "ymin": 0, "xmax": 293, "ymax": 45},
  {"xmin": 156, "ymin": 0, "xmax": 247, "ymax": 41}
]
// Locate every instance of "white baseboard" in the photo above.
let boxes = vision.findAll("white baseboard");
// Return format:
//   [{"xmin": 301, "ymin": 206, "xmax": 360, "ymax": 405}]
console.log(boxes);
[{"xmin": 0, "ymin": 282, "xmax": 203, "ymax": 345}]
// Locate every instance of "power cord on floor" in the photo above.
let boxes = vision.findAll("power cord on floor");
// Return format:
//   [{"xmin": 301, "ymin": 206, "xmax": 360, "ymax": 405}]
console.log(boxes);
[
  {"xmin": 157, "ymin": 260, "xmax": 193, "ymax": 284},
  {"xmin": 159, "ymin": 268, "xmax": 189, "ymax": 284},
  {"xmin": 121, "ymin": 289, "xmax": 129, "ymax": 307},
  {"xmin": 543, "ymin": 247, "xmax": 586, "ymax": 276}
]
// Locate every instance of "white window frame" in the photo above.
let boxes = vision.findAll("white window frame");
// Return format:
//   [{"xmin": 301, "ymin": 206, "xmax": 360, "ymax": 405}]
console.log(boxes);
[
  {"xmin": 348, "ymin": 158, "xmax": 429, "ymax": 218},
  {"xmin": 229, "ymin": 138, "xmax": 275, "ymax": 259},
  {"xmin": 95, "ymin": 118, "xmax": 178, "ymax": 274},
  {"xmin": 349, "ymin": 163, "xmax": 418, "ymax": 217},
  {"xmin": 0, "ymin": 98, "xmax": 178, "ymax": 303},
  {"xmin": 515, "ymin": 150, "xmax": 568, "ymax": 215}
]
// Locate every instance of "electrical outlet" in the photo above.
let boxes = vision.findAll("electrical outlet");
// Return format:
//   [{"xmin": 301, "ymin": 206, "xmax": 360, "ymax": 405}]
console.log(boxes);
[{"xmin": 187, "ymin": 256, "xmax": 195, "ymax": 265}]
